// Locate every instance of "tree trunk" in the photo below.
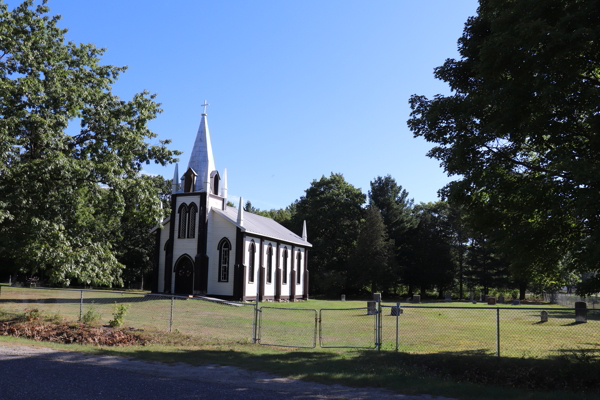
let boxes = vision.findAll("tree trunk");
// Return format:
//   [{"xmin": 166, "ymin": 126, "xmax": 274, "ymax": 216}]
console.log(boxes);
[
  {"xmin": 519, "ymin": 282, "xmax": 527, "ymax": 300},
  {"xmin": 408, "ymin": 285, "xmax": 413, "ymax": 299}
]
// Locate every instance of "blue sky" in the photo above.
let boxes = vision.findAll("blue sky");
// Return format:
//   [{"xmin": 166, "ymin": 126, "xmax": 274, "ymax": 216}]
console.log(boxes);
[{"xmin": 9, "ymin": 0, "xmax": 479, "ymax": 210}]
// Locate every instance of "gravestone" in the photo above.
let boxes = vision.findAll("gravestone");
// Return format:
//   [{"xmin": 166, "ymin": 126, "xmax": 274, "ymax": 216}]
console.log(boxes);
[
  {"xmin": 540, "ymin": 310, "xmax": 548, "ymax": 323},
  {"xmin": 498, "ymin": 295, "xmax": 505, "ymax": 304},
  {"xmin": 412, "ymin": 295, "xmax": 421, "ymax": 303},
  {"xmin": 373, "ymin": 293, "xmax": 382, "ymax": 302},
  {"xmin": 479, "ymin": 294, "xmax": 483, "ymax": 302},
  {"xmin": 391, "ymin": 306, "xmax": 403, "ymax": 316},
  {"xmin": 341, "ymin": 294, "xmax": 346, "ymax": 302},
  {"xmin": 445, "ymin": 292, "xmax": 452, "ymax": 302},
  {"xmin": 512, "ymin": 299, "xmax": 520, "ymax": 305},
  {"xmin": 367, "ymin": 301, "xmax": 377, "ymax": 315},
  {"xmin": 470, "ymin": 293, "xmax": 476, "ymax": 304},
  {"xmin": 488, "ymin": 297, "xmax": 496, "ymax": 305},
  {"xmin": 575, "ymin": 301, "xmax": 587, "ymax": 323}
]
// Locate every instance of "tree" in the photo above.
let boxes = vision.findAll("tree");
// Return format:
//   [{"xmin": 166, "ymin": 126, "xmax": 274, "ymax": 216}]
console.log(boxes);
[
  {"xmin": 349, "ymin": 205, "xmax": 396, "ymax": 294},
  {"xmin": 291, "ymin": 173, "xmax": 365, "ymax": 295},
  {"xmin": 408, "ymin": 0, "xmax": 600, "ymax": 294},
  {"xmin": 116, "ymin": 176, "xmax": 171, "ymax": 289},
  {"xmin": 402, "ymin": 202, "xmax": 455, "ymax": 298},
  {"xmin": 0, "ymin": 2, "xmax": 180, "ymax": 286}
]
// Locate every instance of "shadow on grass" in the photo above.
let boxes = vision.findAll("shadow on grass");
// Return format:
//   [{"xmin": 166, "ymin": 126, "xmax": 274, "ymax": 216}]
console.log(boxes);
[{"xmin": 92, "ymin": 345, "xmax": 600, "ymax": 400}]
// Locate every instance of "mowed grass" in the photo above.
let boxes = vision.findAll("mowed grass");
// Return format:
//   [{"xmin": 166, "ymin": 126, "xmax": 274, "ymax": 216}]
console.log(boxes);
[{"xmin": 1, "ymin": 287, "xmax": 598, "ymax": 359}]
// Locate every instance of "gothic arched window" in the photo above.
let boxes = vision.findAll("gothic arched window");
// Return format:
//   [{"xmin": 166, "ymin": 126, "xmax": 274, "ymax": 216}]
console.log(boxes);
[
  {"xmin": 266, "ymin": 244, "xmax": 273, "ymax": 284},
  {"xmin": 188, "ymin": 203, "xmax": 197, "ymax": 238},
  {"xmin": 248, "ymin": 241, "xmax": 256, "ymax": 283},
  {"xmin": 217, "ymin": 238, "xmax": 231, "ymax": 282},
  {"xmin": 282, "ymin": 247, "xmax": 288, "ymax": 285},
  {"xmin": 178, "ymin": 203, "xmax": 188, "ymax": 238},
  {"xmin": 296, "ymin": 249, "xmax": 302, "ymax": 284}
]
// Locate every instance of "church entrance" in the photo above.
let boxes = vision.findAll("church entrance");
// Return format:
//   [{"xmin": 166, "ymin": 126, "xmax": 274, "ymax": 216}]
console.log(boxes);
[{"xmin": 174, "ymin": 256, "xmax": 194, "ymax": 294}]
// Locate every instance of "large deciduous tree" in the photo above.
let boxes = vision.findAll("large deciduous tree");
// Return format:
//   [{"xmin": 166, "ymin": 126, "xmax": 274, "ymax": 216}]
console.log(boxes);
[
  {"xmin": 0, "ymin": 1, "xmax": 179, "ymax": 286},
  {"xmin": 408, "ymin": 0, "xmax": 600, "ymax": 295},
  {"xmin": 291, "ymin": 173, "xmax": 365, "ymax": 295}
]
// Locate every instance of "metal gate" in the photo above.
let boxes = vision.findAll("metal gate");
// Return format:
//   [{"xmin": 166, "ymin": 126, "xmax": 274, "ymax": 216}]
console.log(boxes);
[
  {"xmin": 319, "ymin": 308, "xmax": 377, "ymax": 348},
  {"xmin": 258, "ymin": 307, "xmax": 317, "ymax": 348}
]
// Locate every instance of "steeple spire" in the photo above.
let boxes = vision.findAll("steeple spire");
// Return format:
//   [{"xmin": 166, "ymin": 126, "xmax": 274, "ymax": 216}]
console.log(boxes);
[
  {"xmin": 171, "ymin": 163, "xmax": 179, "ymax": 194},
  {"xmin": 187, "ymin": 102, "xmax": 216, "ymax": 192},
  {"xmin": 221, "ymin": 168, "xmax": 228, "ymax": 201},
  {"xmin": 237, "ymin": 197, "xmax": 244, "ymax": 227},
  {"xmin": 302, "ymin": 220, "xmax": 308, "ymax": 241}
]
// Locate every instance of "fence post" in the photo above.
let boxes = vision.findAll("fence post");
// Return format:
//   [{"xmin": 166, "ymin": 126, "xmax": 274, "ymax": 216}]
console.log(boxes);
[
  {"xmin": 396, "ymin": 302, "xmax": 399, "ymax": 352},
  {"xmin": 79, "ymin": 290, "xmax": 84, "ymax": 321},
  {"xmin": 169, "ymin": 296, "xmax": 174, "ymax": 333},
  {"xmin": 376, "ymin": 299, "xmax": 381, "ymax": 351},
  {"xmin": 252, "ymin": 302, "xmax": 258, "ymax": 344},
  {"xmin": 496, "ymin": 308, "xmax": 500, "ymax": 357}
]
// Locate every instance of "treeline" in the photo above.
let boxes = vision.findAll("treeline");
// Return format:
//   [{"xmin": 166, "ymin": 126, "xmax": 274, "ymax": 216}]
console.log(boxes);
[{"xmin": 244, "ymin": 173, "xmax": 570, "ymax": 300}]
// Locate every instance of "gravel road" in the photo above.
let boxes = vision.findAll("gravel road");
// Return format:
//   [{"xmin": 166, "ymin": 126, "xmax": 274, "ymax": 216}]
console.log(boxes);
[{"xmin": 0, "ymin": 344, "xmax": 457, "ymax": 400}]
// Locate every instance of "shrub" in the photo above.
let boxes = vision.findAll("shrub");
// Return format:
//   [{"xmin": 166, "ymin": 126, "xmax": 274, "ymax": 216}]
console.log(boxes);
[
  {"xmin": 82, "ymin": 303, "xmax": 102, "ymax": 325},
  {"xmin": 109, "ymin": 303, "xmax": 129, "ymax": 328},
  {"xmin": 24, "ymin": 308, "xmax": 41, "ymax": 321}
]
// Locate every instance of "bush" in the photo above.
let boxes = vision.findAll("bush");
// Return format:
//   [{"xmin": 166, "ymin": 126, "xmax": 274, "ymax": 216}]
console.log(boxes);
[
  {"xmin": 81, "ymin": 303, "xmax": 102, "ymax": 325},
  {"xmin": 109, "ymin": 303, "xmax": 129, "ymax": 328}
]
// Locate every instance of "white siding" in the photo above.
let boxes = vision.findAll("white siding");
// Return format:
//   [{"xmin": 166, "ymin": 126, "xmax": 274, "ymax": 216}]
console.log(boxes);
[
  {"xmin": 157, "ymin": 221, "xmax": 170, "ymax": 293},
  {"xmin": 206, "ymin": 210, "xmax": 237, "ymax": 296},
  {"xmin": 263, "ymin": 240, "xmax": 276, "ymax": 297},
  {"xmin": 172, "ymin": 195, "xmax": 201, "ymax": 292},
  {"xmin": 207, "ymin": 195, "xmax": 223, "ymax": 212}
]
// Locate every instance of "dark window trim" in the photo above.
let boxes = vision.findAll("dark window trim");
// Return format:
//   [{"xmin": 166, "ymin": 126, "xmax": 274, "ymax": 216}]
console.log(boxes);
[
  {"xmin": 178, "ymin": 203, "xmax": 188, "ymax": 239},
  {"xmin": 248, "ymin": 240, "xmax": 256, "ymax": 283},
  {"xmin": 266, "ymin": 244, "xmax": 273, "ymax": 284},
  {"xmin": 296, "ymin": 249, "xmax": 302, "ymax": 285},
  {"xmin": 188, "ymin": 202, "xmax": 197, "ymax": 239},
  {"xmin": 217, "ymin": 237, "xmax": 231, "ymax": 282},
  {"xmin": 282, "ymin": 246, "xmax": 288, "ymax": 285}
]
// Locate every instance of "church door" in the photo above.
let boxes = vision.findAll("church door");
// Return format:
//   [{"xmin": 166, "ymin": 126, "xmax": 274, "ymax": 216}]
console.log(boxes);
[{"xmin": 174, "ymin": 256, "xmax": 194, "ymax": 294}]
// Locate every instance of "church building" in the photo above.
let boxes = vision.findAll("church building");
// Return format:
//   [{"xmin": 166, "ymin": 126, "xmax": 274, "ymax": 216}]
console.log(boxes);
[{"xmin": 151, "ymin": 105, "xmax": 311, "ymax": 301}]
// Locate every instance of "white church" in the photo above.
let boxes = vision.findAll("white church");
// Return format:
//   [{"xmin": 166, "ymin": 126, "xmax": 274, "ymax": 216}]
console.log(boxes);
[{"xmin": 151, "ymin": 106, "xmax": 311, "ymax": 301}]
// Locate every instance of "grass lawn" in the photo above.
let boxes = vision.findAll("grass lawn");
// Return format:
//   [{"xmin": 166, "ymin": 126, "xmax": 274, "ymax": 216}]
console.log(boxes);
[{"xmin": 1, "ymin": 287, "xmax": 598, "ymax": 359}]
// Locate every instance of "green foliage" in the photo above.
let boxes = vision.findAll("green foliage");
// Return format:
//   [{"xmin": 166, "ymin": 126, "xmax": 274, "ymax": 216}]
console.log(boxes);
[
  {"xmin": 408, "ymin": 0, "xmax": 600, "ymax": 292},
  {"xmin": 24, "ymin": 308, "xmax": 40, "ymax": 321},
  {"xmin": 81, "ymin": 303, "xmax": 102, "ymax": 325},
  {"xmin": 349, "ymin": 205, "xmax": 396, "ymax": 294},
  {"xmin": 108, "ymin": 303, "xmax": 129, "ymax": 328},
  {"xmin": 291, "ymin": 173, "xmax": 365, "ymax": 295},
  {"xmin": 0, "ymin": 1, "xmax": 180, "ymax": 286},
  {"xmin": 402, "ymin": 202, "xmax": 455, "ymax": 297}
]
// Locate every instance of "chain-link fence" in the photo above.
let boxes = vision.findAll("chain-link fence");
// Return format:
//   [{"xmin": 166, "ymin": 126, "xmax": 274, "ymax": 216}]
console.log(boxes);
[
  {"xmin": 1, "ymin": 286, "xmax": 598, "ymax": 358},
  {"xmin": 258, "ymin": 307, "xmax": 317, "ymax": 348},
  {"xmin": 319, "ymin": 308, "xmax": 376, "ymax": 348},
  {"xmin": 545, "ymin": 292, "xmax": 600, "ymax": 309},
  {"xmin": 0, "ymin": 286, "xmax": 255, "ymax": 343}
]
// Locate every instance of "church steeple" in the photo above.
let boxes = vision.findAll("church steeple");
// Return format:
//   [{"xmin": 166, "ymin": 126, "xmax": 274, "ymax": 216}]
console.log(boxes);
[{"xmin": 187, "ymin": 101, "xmax": 216, "ymax": 192}]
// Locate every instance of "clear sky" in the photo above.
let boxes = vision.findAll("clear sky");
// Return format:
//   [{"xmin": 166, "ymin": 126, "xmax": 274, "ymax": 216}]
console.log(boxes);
[{"xmin": 8, "ymin": 0, "xmax": 480, "ymax": 210}]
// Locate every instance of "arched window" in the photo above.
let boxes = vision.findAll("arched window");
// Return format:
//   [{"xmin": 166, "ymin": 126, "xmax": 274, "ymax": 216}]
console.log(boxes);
[
  {"xmin": 248, "ymin": 241, "xmax": 256, "ymax": 283},
  {"xmin": 266, "ymin": 244, "xmax": 273, "ymax": 284},
  {"xmin": 282, "ymin": 247, "xmax": 288, "ymax": 285},
  {"xmin": 178, "ymin": 203, "xmax": 188, "ymax": 238},
  {"xmin": 217, "ymin": 238, "xmax": 231, "ymax": 282},
  {"xmin": 188, "ymin": 203, "xmax": 197, "ymax": 238},
  {"xmin": 296, "ymin": 249, "xmax": 302, "ymax": 284}
]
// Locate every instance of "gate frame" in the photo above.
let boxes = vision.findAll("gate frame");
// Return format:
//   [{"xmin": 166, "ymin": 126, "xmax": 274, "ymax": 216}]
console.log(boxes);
[
  {"xmin": 258, "ymin": 306, "xmax": 318, "ymax": 348},
  {"xmin": 319, "ymin": 307, "xmax": 377, "ymax": 349}
]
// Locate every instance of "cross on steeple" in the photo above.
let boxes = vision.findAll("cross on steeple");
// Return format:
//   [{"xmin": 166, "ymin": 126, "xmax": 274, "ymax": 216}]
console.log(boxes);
[{"xmin": 201, "ymin": 100, "xmax": 210, "ymax": 115}]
